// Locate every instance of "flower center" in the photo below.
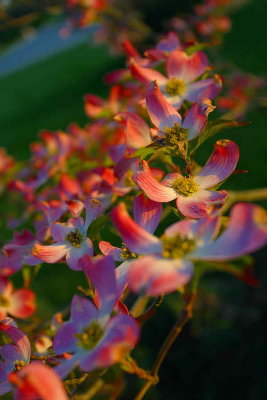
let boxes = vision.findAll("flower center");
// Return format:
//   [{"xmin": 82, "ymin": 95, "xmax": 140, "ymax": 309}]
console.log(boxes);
[
  {"xmin": 0, "ymin": 295, "xmax": 10, "ymax": 308},
  {"xmin": 75, "ymin": 321, "xmax": 104, "ymax": 350},
  {"xmin": 165, "ymin": 78, "xmax": 186, "ymax": 97},
  {"xmin": 171, "ymin": 176, "xmax": 199, "ymax": 197},
  {"xmin": 13, "ymin": 360, "xmax": 26, "ymax": 371},
  {"xmin": 165, "ymin": 123, "xmax": 189, "ymax": 146},
  {"xmin": 120, "ymin": 245, "xmax": 137, "ymax": 260},
  {"xmin": 66, "ymin": 229, "xmax": 83, "ymax": 247},
  {"xmin": 162, "ymin": 234, "xmax": 196, "ymax": 259}
]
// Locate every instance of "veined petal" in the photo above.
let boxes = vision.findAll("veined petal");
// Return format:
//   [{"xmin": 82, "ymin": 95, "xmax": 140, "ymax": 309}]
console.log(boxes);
[
  {"xmin": 99, "ymin": 241, "xmax": 123, "ymax": 261},
  {"xmin": 133, "ymin": 193, "xmax": 162, "ymax": 233},
  {"xmin": 32, "ymin": 243, "xmax": 69, "ymax": 264},
  {"xmin": 133, "ymin": 161, "xmax": 177, "ymax": 202},
  {"xmin": 195, "ymin": 139, "xmax": 239, "ymax": 188},
  {"xmin": 182, "ymin": 98, "xmax": 216, "ymax": 140},
  {"xmin": 146, "ymin": 81, "xmax": 182, "ymax": 130},
  {"xmin": 128, "ymin": 256, "xmax": 194, "ymax": 296},
  {"xmin": 115, "ymin": 112, "xmax": 152, "ymax": 149},
  {"xmin": 111, "ymin": 203, "xmax": 162, "ymax": 255},
  {"xmin": 130, "ymin": 60, "xmax": 167, "ymax": 86},
  {"xmin": 167, "ymin": 50, "xmax": 209, "ymax": 82},
  {"xmin": 0, "ymin": 318, "xmax": 31, "ymax": 364},
  {"xmin": 186, "ymin": 76, "xmax": 222, "ymax": 102},
  {"xmin": 190, "ymin": 203, "xmax": 267, "ymax": 260},
  {"xmin": 176, "ymin": 189, "xmax": 227, "ymax": 218},
  {"xmin": 79, "ymin": 314, "xmax": 139, "ymax": 372}
]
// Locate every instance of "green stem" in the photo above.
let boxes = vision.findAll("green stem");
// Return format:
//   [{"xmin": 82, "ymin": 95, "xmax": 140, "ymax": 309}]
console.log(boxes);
[{"xmin": 221, "ymin": 187, "xmax": 267, "ymax": 214}]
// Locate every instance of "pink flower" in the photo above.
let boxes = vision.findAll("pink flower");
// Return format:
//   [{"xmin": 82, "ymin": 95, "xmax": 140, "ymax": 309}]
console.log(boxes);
[
  {"xmin": 133, "ymin": 139, "xmax": 239, "ymax": 218},
  {"xmin": 130, "ymin": 49, "xmax": 222, "ymax": 108},
  {"xmin": 32, "ymin": 198, "xmax": 102, "ymax": 270},
  {"xmin": 9, "ymin": 363, "xmax": 67, "ymax": 400},
  {"xmin": 53, "ymin": 256, "xmax": 139, "ymax": 378},
  {"xmin": 111, "ymin": 202, "xmax": 267, "ymax": 296},
  {"xmin": 0, "ymin": 278, "xmax": 35, "ymax": 320}
]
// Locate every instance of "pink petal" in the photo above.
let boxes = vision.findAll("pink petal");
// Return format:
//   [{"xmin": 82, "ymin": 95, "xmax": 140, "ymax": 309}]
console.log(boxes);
[
  {"xmin": 182, "ymin": 98, "xmax": 216, "ymax": 140},
  {"xmin": 133, "ymin": 193, "xmax": 162, "ymax": 233},
  {"xmin": 195, "ymin": 139, "xmax": 240, "ymax": 188},
  {"xmin": 9, "ymin": 289, "xmax": 35, "ymax": 319},
  {"xmin": 176, "ymin": 189, "xmax": 228, "ymax": 218},
  {"xmin": 115, "ymin": 112, "xmax": 152, "ymax": 149},
  {"xmin": 66, "ymin": 199, "xmax": 84, "ymax": 218},
  {"xmin": 128, "ymin": 256, "xmax": 194, "ymax": 296},
  {"xmin": 190, "ymin": 203, "xmax": 267, "ymax": 260},
  {"xmin": 79, "ymin": 314, "xmax": 139, "ymax": 372},
  {"xmin": 133, "ymin": 161, "xmax": 177, "ymax": 202},
  {"xmin": 10, "ymin": 363, "xmax": 68, "ymax": 400},
  {"xmin": 130, "ymin": 60, "xmax": 167, "ymax": 86},
  {"xmin": 167, "ymin": 50, "xmax": 209, "ymax": 82},
  {"xmin": 146, "ymin": 81, "xmax": 182, "ymax": 130},
  {"xmin": 32, "ymin": 243, "xmax": 69, "ymax": 264},
  {"xmin": 99, "ymin": 241, "xmax": 123, "ymax": 261},
  {"xmin": 186, "ymin": 76, "xmax": 222, "ymax": 102},
  {"xmin": 111, "ymin": 203, "xmax": 162, "ymax": 255}
]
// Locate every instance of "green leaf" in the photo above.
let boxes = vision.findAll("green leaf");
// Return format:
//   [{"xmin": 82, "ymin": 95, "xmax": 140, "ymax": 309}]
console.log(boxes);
[
  {"xmin": 185, "ymin": 42, "xmax": 215, "ymax": 56},
  {"xmin": 189, "ymin": 119, "xmax": 249, "ymax": 154},
  {"xmin": 129, "ymin": 146, "xmax": 156, "ymax": 161}
]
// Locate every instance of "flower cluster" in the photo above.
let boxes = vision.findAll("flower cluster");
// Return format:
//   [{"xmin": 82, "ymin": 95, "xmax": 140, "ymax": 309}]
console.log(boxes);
[{"xmin": 0, "ymin": 17, "xmax": 266, "ymax": 400}]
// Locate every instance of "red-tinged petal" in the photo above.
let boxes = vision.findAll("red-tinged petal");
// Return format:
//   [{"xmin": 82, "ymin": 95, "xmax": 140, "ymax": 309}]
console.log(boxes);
[
  {"xmin": 133, "ymin": 193, "xmax": 162, "ymax": 233},
  {"xmin": 133, "ymin": 162, "xmax": 177, "ymax": 203},
  {"xmin": 176, "ymin": 189, "xmax": 228, "ymax": 218},
  {"xmin": 9, "ymin": 289, "xmax": 35, "ymax": 319},
  {"xmin": 32, "ymin": 243, "xmax": 69, "ymax": 264},
  {"xmin": 186, "ymin": 76, "xmax": 222, "ymax": 102},
  {"xmin": 190, "ymin": 203, "xmax": 267, "ymax": 261},
  {"xmin": 104, "ymin": 68, "xmax": 130, "ymax": 85},
  {"xmin": 53, "ymin": 321, "xmax": 78, "ymax": 354},
  {"xmin": 66, "ymin": 199, "xmax": 84, "ymax": 218},
  {"xmin": 80, "ymin": 255, "xmax": 118, "ymax": 317},
  {"xmin": 167, "ymin": 50, "xmax": 209, "ymax": 82},
  {"xmin": 0, "ymin": 277, "xmax": 12, "ymax": 296},
  {"xmin": 99, "ymin": 241, "xmax": 123, "ymax": 261},
  {"xmin": 166, "ymin": 215, "xmax": 220, "ymax": 243},
  {"xmin": 84, "ymin": 94, "xmax": 105, "ymax": 118},
  {"xmin": 79, "ymin": 314, "xmax": 139, "ymax": 372},
  {"xmin": 182, "ymin": 98, "xmax": 216, "ymax": 140},
  {"xmin": 10, "ymin": 363, "xmax": 68, "ymax": 400},
  {"xmin": 111, "ymin": 203, "xmax": 162, "ymax": 255},
  {"xmin": 66, "ymin": 239, "xmax": 93, "ymax": 271},
  {"xmin": 146, "ymin": 81, "xmax": 182, "ymax": 130},
  {"xmin": 130, "ymin": 60, "xmax": 167, "ymax": 86},
  {"xmin": 115, "ymin": 112, "xmax": 152, "ymax": 149},
  {"xmin": 0, "ymin": 318, "xmax": 31, "ymax": 364},
  {"xmin": 195, "ymin": 139, "xmax": 240, "ymax": 188},
  {"xmin": 128, "ymin": 256, "xmax": 194, "ymax": 296}
]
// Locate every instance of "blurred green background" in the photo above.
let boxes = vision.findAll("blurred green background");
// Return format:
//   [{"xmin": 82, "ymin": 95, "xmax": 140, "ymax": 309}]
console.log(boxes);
[{"xmin": 0, "ymin": 0, "xmax": 267, "ymax": 399}]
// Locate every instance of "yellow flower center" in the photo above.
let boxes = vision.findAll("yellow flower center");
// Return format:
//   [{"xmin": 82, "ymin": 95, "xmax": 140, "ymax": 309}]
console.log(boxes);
[
  {"xmin": 162, "ymin": 234, "xmax": 196, "ymax": 259},
  {"xmin": 165, "ymin": 123, "xmax": 189, "ymax": 146},
  {"xmin": 66, "ymin": 229, "xmax": 83, "ymax": 247},
  {"xmin": 165, "ymin": 78, "xmax": 186, "ymax": 97},
  {"xmin": 0, "ymin": 295, "xmax": 10, "ymax": 307},
  {"xmin": 171, "ymin": 176, "xmax": 199, "ymax": 197},
  {"xmin": 13, "ymin": 360, "xmax": 26, "ymax": 371},
  {"xmin": 120, "ymin": 245, "xmax": 137, "ymax": 260},
  {"xmin": 75, "ymin": 321, "xmax": 104, "ymax": 350}
]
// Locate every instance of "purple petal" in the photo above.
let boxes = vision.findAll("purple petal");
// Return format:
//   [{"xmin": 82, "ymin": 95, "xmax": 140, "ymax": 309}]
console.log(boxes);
[
  {"xmin": 53, "ymin": 322, "xmax": 78, "ymax": 354},
  {"xmin": 182, "ymin": 98, "xmax": 216, "ymax": 140},
  {"xmin": 186, "ymin": 77, "xmax": 222, "ymax": 102},
  {"xmin": 66, "ymin": 239, "xmax": 93, "ymax": 271},
  {"xmin": 70, "ymin": 295, "xmax": 98, "ymax": 329}
]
